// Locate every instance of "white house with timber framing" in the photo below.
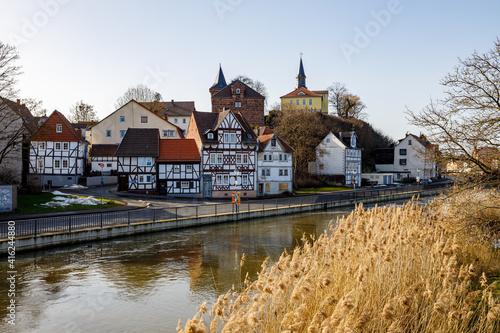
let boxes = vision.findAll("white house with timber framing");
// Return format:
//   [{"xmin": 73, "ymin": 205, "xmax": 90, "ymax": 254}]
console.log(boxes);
[
  {"xmin": 28, "ymin": 110, "xmax": 88, "ymax": 187},
  {"xmin": 187, "ymin": 109, "xmax": 258, "ymax": 198}
]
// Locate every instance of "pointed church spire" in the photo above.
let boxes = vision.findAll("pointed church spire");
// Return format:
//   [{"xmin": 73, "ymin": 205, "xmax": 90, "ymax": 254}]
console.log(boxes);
[
  {"xmin": 297, "ymin": 54, "xmax": 307, "ymax": 89},
  {"xmin": 210, "ymin": 63, "xmax": 227, "ymax": 90}
]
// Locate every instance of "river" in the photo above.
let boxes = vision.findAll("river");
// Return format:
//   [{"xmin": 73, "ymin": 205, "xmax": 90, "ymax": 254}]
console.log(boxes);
[{"xmin": 0, "ymin": 198, "xmax": 430, "ymax": 332}]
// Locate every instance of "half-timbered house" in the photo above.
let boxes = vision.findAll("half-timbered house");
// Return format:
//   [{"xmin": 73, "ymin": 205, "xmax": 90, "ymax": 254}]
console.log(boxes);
[
  {"xmin": 157, "ymin": 139, "xmax": 201, "ymax": 197},
  {"xmin": 187, "ymin": 109, "xmax": 258, "ymax": 198},
  {"xmin": 115, "ymin": 128, "xmax": 158, "ymax": 194},
  {"xmin": 28, "ymin": 110, "xmax": 88, "ymax": 187},
  {"xmin": 255, "ymin": 127, "xmax": 295, "ymax": 196}
]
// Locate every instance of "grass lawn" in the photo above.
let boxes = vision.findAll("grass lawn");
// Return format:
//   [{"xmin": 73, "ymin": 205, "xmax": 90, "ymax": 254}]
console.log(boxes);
[
  {"xmin": 294, "ymin": 186, "xmax": 349, "ymax": 194},
  {"xmin": 7, "ymin": 192, "xmax": 124, "ymax": 215}
]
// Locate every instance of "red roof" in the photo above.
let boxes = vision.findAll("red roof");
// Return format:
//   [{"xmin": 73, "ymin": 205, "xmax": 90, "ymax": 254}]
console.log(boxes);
[
  {"xmin": 258, "ymin": 133, "xmax": 295, "ymax": 153},
  {"xmin": 29, "ymin": 110, "xmax": 85, "ymax": 142},
  {"xmin": 157, "ymin": 139, "xmax": 200, "ymax": 162},
  {"xmin": 280, "ymin": 87, "xmax": 322, "ymax": 98}
]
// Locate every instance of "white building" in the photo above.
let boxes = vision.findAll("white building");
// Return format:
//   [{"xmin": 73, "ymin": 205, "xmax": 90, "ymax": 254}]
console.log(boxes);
[
  {"xmin": 376, "ymin": 132, "xmax": 437, "ymax": 180},
  {"xmin": 256, "ymin": 127, "xmax": 295, "ymax": 196},
  {"xmin": 28, "ymin": 111, "xmax": 88, "ymax": 187},
  {"xmin": 315, "ymin": 131, "xmax": 362, "ymax": 185}
]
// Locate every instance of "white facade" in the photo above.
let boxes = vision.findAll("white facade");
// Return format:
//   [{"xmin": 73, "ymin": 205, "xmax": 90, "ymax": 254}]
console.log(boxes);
[
  {"xmin": 29, "ymin": 140, "xmax": 87, "ymax": 186},
  {"xmin": 316, "ymin": 132, "xmax": 362, "ymax": 185},
  {"xmin": 167, "ymin": 116, "xmax": 190, "ymax": 135},
  {"xmin": 257, "ymin": 136, "xmax": 294, "ymax": 195},
  {"xmin": 376, "ymin": 133, "xmax": 436, "ymax": 179},
  {"xmin": 90, "ymin": 100, "xmax": 181, "ymax": 145}
]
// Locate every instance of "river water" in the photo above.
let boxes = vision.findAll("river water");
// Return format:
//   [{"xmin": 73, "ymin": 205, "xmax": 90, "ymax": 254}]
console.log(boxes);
[{"xmin": 0, "ymin": 198, "xmax": 430, "ymax": 332}]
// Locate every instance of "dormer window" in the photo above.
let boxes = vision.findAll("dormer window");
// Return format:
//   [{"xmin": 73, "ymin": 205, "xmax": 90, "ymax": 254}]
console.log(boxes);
[
  {"xmin": 236, "ymin": 88, "xmax": 240, "ymax": 94},
  {"xmin": 56, "ymin": 124, "xmax": 62, "ymax": 133},
  {"xmin": 271, "ymin": 138, "xmax": 276, "ymax": 147},
  {"xmin": 207, "ymin": 133, "xmax": 214, "ymax": 139}
]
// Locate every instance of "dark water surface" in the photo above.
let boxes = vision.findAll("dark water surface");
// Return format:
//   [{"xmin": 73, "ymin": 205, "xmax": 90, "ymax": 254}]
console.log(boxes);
[{"xmin": 0, "ymin": 197, "xmax": 433, "ymax": 332}]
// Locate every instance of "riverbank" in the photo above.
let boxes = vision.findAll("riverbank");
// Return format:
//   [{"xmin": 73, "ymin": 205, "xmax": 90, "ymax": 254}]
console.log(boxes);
[
  {"xmin": 179, "ymin": 188, "xmax": 500, "ymax": 332},
  {"xmin": 0, "ymin": 187, "xmax": 444, "ymax": 254}
]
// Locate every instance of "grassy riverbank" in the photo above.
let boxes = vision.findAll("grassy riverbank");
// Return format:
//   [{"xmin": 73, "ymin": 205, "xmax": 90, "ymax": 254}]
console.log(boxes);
[{"xmin": 179, "ymin": 188, "xmax": 500, "ymax": 332}]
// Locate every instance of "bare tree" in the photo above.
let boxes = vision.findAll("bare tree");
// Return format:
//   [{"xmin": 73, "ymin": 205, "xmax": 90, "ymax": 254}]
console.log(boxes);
[
  {"xmin": 406, "ymin": 38, "xmax": 500, "ymax": 178},
  {"xmin": 0, "ymin": 41, "xmax": 22, "ymax": 99},
  {"xmin": 69, "ymin": 100, "xmax": 98, "ymax": 122},
  {"xmin": 114, "ymin": 84, "xmax": 163, "ymax": 109},
  {"xmin": 328, "ymin": 82, "xmax": 367, "ymax": 119},
  {"xmin": 21, "ymin": 98, "xmax": 47, "ymax": 117},
  {"xmin": 232, "ymin": 75, "xmax": 269, "ymax": 105}
]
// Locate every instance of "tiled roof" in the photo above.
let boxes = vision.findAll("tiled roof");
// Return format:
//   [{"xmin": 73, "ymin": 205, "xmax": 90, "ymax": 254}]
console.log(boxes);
[
  {"xmin": 280, "ymin": 87, "xmax": 322, "ymax": 98},
  {"xmin": 258, "ymin": 133, "xmax": 295, "ymax": 154},
  {"xmin": 331, "ymin": 131, "xmax": 361, "ymax": 149},
  {"xmin": 142, "ymin": 100, "xmax": 195, "ymax": 117},
  {"xmin": 28, "ymin": 110, "xmax": 85, "ymax": 142},
  {"xmin": 114, "ymin": 128, "xmax": 159, "ymax": 157},
  {"xmin": 212, "ymin": 80, "xmax": 265, "ymax": 99},
  {"xmin": 90, "ymin": 144, "xmax": 119, "ymax": 157},
  {"xmin": 254, "ymin": 126, "xmax": 274, "ymax": 136},
  {"xmin": 157, "ymin": 139, "xmax": 200, "ymax": 162}
]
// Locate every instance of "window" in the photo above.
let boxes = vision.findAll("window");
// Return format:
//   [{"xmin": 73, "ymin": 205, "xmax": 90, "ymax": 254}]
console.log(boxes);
[
  {"xmin": 216, "ymin": 174, "xmax": 222, "ymax": 185},
  {"xmin": 265, "ymin": 183, "xmax": 270, "ymax": 192},
  {"xmin": 236, "ymin": 88, "xmax": 240, "ymax": 94},
  {"xmin": 284, "ymin": 154, "xmax": 288, "ymax": 161},
  {"xmin": 55, "ymin": 142, "xmax": 61, "ymax": 150},
  {"xmin": 319, "ymin": 151, "xmax": 323, "ymax": 158},
  {"xmin": 243, "ymin": 154, "xmax": 248, "ymax": 164},
  {"xmin": 183, "ymin": 118, "xmax": 186, "ymax": 123},
  {"xmin": 242, "ymin": 175, "xmax": 248, "ymax": 185},
  {"xmin": 186, "ymin": 165, "xmax": 192, "ymax": 173},
  {"xmin": 271, "ymin": 138, "xmax": 276, "ymax": 146},
  {"xmin": 230, "ymin": 133, "xmax": 236, "ymax": 143},
  {"xmin": 56, "ymin": 124, "xmax": 62, "ymax": 133},
  {"xmin": 235, "ymin": 102, "xmax": 241, "ymax": 108},
  {"xmin": 224, "ymin": 133, "xmax": 229, "ymax": 142},
  {"xmin": 163, "ymin": 130, "xmax": 175, "ymax": 137},
  {"xmin": 39, "ymin": 142, "xmax": 45, "ymax": 150},
  {"xmin": 223, "ymin": 174, "xmax": 229, "ymax": 185},
  {"xmin": 54, "ymin": 160, "xmax": 60, "ymax": 168},
  {"xmin": 326, "ymin": 138, "xmax": 330, "ymax": 143},
  {"xmin": 107, "ymin": 163, "xmax": 112, "ymax": 167},
  {"xmin": 279, "ymin": 154, "xmax": 283, "ymax": 161},
  {"xmin": 261, "ymin": 169, "xmax": 266, "ymax": 176},
  {"xmin": 141, "ymin": 116, "xmax": 148, "ymax": 123},
  {"xmin": 174, "ymin": 118, "xmax": 178, "ymax": 123},
  {"xmin": 263, "ymin": 154, "xmax": 267, "ymax": 161},
  {"xmin": 302, "ymin": 99, "xmax": 306, "ymax": 105},
  {"xmin": 284, "ymin": 169, "xmax": 288, "ymax": 176},
  {"xmin": 138, "ymin": 175, "xmax": 152, "ymax": 183},
  {"xmin": 399, "ymin": 159, "xmax": 407, "ymax": 165},
  {"xmin": 181, "ymin": 181, "xmax": 189, "ymax": 188},
  {"xmin": 106, "ymin": 130, "xmax": 111, "ymax": 137},
  {"xmin": 408, "ymin": 140, "xmax": 412, "ymax": 145},
  {"xmin": 268, "ymin": 154, "xmax": 273, "ymax": 161},
  {"xmin": 217, "ymin": 153, "xmax": 223, "ymax": 164},
  {"xmin": 279, "ymin": 183, "xmax": 288, "ymax": 191},
  {"xmin": 236, "ymin": 154, "xmax": 242, "ymax": 164},
  {"xmin": 309, "ymin": 99, "xmax": 312, "ymax": 105},
  {"xmin": 210, "ymin": 154, "xmax": 216, "ymax": 164},
  {"xmin": 266, "ymin": 169, "xmax": 270, "ymax": 176},
  {"xmin": 399, "ymin": 149, "xmax": 407, "ymax": 156},
  {"xmin": 62, "ymin": 160, "xmax": 68, "ymax": 168},
  {"xmin": 120, "ymin": 130, "xmax": 126, "ymax": 138},
  {"xmin": 319, "ymin": 164, "xmax": 324, "ymax": 171},
  {"xmin": 174, "ymin": 165, "xmax": 180, "ymax": 173},
  {"xmin": 138, "ymin": 157, "xmax": 153, "ymax": 166},
  {"xmin": 279, "ymin": 169, "xmax": 283, "ymax": 176},
  {"xmin": 296, "ymin": 99, "xmax": 300, "ymax": 105},
  {"xmin": 120, "ymin": 116, "xmax": 125, "ymax": 122}
]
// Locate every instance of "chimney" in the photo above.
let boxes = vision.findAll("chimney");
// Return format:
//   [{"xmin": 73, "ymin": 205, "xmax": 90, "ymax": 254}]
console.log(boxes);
[
  {"xmin": 17, "ymin": 99, "xmax": 20, "ymax": 107},
  {"xmin": 171, "ymin": 99, "xmax": 174, "ymax": 106}
]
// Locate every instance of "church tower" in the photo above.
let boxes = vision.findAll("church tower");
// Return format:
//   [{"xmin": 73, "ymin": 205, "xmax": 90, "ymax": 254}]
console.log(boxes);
[
  {"xmin": 209, "ymin": 64, "xmax": 227, "ymax": 97},
  {"xmin": 296, "ymin": 55, "xmax": 307, "ymax": 89}
]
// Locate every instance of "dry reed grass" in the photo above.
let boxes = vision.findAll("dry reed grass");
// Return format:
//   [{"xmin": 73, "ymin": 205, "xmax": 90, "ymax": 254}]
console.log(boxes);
[{"xmin": 178, "ymin": 189, "xmax": 500, "ymax": 333}]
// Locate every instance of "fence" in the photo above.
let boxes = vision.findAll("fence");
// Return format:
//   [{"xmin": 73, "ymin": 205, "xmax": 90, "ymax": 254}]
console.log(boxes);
[{"xmin": 0, "ymin": 183, "xmax": 446, "ymax": 240}]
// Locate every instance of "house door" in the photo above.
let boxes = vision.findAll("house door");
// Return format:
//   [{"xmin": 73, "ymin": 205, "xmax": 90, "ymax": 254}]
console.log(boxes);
[
  {"xmin": 202, "ymin": 175, "xmax": 212, "ymax": 198},
  {"xmin": 158, "ymin": 181, "xmax": 167, "ymax": 195},
  {"xmin": 258, "ymin": 183, "xmax": 263, "ymax": 196},
  {"xmin": 383, "ymin": 175, "xmax": 388, "ymax": 185},
  {"xmin": 118, "ymin": 174, "xmax": 128, "ymax": 191}
]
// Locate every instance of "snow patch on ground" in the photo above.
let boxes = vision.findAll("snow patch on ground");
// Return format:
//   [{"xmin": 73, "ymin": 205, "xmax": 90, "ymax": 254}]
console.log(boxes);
[
  {"xmin": 42, "ymin": 196, "xmax": 102, "ymax": 207},
  {"xmin": 52, "ymin": 191, "xmax": 70, "ymax": 196},
  {"xmin": 62, "ymin": 184, "xmax": 88, "ymax": 189}
]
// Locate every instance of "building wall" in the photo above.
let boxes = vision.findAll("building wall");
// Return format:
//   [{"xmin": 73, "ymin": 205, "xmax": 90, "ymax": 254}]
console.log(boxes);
[
  {"xmin": 167, "ymin": 116, "xmax": 190, "ymax": 135},
  {"xmin": 211, "ymin": 98, "xmax": 264, "ymax": 127},
  {"xmin": 90, "ymin": 101, "xmax": 181, "ymax": 145},
  {"xmin": 257, "ymin": 143, "xmax": 293, "ymax": 195},
  {"xmin": 158, "ymin": 162, "xmax": 200, "ymax": 196},
  {"xmin": 393, "ymin": 136, "xmax": 434, "ymax": 179}
]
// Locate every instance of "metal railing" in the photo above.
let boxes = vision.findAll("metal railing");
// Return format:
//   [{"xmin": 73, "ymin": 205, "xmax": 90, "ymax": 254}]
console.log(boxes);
[{"xmin": 0, "ymin": 183, "xmax": 446, "ymax": 239}]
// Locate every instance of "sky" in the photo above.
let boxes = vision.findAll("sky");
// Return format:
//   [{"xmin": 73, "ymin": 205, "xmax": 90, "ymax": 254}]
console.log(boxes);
[{"xmin": 1, "ymin": 0, "xmax": 499, "ymax": 141}]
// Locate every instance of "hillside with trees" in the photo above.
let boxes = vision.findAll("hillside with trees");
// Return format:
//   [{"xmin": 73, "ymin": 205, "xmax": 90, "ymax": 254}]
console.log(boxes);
[{"xmin": 266, "ymin": 109, "xmax": 394, "ymax": 186}]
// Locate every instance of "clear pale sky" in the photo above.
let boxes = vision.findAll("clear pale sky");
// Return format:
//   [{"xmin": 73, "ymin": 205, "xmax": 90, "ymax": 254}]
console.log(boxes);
[{"xmin": 1, "ymin": 0, "xmax": 499, "ymax": 141}]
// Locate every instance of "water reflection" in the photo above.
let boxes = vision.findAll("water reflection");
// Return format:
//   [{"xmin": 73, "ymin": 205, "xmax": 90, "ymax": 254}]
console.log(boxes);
[{"xmin": 1, "ymin": 201, "xmax": 426, "ymax": 332}]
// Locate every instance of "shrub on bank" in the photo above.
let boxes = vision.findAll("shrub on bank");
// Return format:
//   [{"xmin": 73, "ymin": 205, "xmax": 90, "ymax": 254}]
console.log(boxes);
[{"xmin": 178, "ymin": 190, "xmax": 500, "ymax": 333}]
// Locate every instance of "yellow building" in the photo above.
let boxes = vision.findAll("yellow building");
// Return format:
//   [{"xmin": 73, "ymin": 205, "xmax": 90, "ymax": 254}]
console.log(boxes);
[{"xmin": 280, "ymin": 56, "xmax": 328, "ymax": 113}]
